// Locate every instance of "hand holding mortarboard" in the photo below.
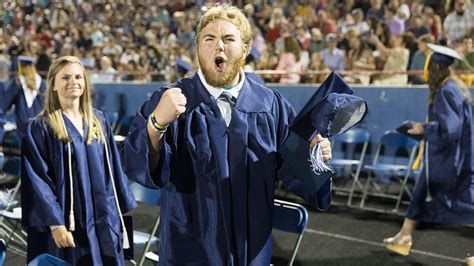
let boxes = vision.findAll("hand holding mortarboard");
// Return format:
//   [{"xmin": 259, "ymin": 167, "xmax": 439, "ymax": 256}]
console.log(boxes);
[{"xmin": 280, "ymin": 71, "xmax": 368, "ymax": 196}]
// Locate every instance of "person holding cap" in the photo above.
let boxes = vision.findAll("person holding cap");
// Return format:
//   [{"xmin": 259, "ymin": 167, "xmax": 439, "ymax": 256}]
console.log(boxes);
[
  {"xmin": 383, "ymin": 44, "xmax": 474, "ymax": 262},
  {"xmin": 121, "ymin": 5, "xmax": 334, "ymax": 265},
  {"xmin": 0, "ymin": 55, "xmax": 45, "ymax": 138}
]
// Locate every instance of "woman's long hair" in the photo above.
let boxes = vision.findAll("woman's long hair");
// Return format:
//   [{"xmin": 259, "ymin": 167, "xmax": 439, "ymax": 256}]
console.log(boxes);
[
  {"xmin": 42, "ymin": 56, "xmax": 105, "ymax": 144},
  {"xmin": 428, "ymin": 61, "xmax": 472, "ymax": 104}
]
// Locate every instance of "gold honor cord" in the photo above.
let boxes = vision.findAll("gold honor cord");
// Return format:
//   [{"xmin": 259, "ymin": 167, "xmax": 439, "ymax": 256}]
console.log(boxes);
[{"xmin": 423, "ymin": 52, "xmax": 432, "ymax": 82}]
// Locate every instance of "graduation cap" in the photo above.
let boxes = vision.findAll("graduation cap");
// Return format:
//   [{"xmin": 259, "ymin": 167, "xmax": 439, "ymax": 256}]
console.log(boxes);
[
  {"xmin": 427, "ymin": 43, "xmax": 463, "ymax": 66},
  {"xmin": 396, "ymin": 120, "xmax": 423, "ymax": 141},
  {"xmin": 17, "ymin": 55, "xmax": 36, "ymax": 65},
  {"xmin": 246, "ymin": 47, "xmax": 260, "ymax": 64},
  {"xmin": 280, "ymin": 71, "xmax": 367, "ymax": 196},
  {"xmin": 290, "ymin": 71, "xmax": 367, "ymax": 141},
  {"xmin": 175, "ymin": 57, "xmax": 193, "ymax": 77}
]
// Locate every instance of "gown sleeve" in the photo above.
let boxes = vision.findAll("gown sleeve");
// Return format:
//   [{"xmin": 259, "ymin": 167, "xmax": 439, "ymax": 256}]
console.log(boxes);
[
  {"xmin": 121, "ymin": 88, "xmax": 172, "ymax": 188},
  {"xmin": 0, "ymin": 80, "xmax": 20, "ymax": 114},
  {"xmin": 21, "ymin": 120, "xmax": 65, "ymax": 229},
  {"xmin": 424, "ymin": 83, "xmax": 464, "ymax": 150}
]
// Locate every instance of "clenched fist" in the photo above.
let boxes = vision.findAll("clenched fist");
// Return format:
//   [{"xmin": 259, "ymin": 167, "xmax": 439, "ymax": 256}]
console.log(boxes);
[
  {"xmin": 153, "ymin": 88, "xmax": 187, "ymax": 126},
  {"xmin": 52, "ymin": 226, "xmax": 75, "ymax": 248}
]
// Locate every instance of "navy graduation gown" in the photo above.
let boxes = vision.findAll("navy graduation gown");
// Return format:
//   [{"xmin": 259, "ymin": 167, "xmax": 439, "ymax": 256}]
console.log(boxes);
[
  {"xmin": 406, "ymin": 80, "xmax": 474, "ymax": 224},
  {"xmin": 122, "ymin": 74, "xmax": 331, "ymax": 265},
  {"xmin": 0, "ymin": 79, "xmax": 45, "ymax": 137},
  {"xmin": 21, "ymin": 110, "xmax": 137, "ymax": 265}
]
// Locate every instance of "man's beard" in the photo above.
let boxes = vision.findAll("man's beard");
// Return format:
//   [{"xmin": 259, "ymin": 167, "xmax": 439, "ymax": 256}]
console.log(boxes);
[{"xmin": 199, "ymin": 52, "xmax": 245, "ymax": 88}]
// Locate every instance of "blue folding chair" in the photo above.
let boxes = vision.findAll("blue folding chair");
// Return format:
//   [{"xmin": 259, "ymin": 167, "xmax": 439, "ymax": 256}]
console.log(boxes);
[
  {"xmin": 28, "ymin": 253, "xmax": 70, "ymax": 266},
  {"xmin": 273, "ymin": 199, "xmax": 309, "ymax": 266},
  {"xmin": 360, "ymin": 131, "xmax": 419, "ymax": 214},
  {"xmin": 330, "ymin": 127, "xmax": 370, "ymax": 206},
  {"xmin": 129, "ymin": 182, "xmax": 161, "ymax": 266}
]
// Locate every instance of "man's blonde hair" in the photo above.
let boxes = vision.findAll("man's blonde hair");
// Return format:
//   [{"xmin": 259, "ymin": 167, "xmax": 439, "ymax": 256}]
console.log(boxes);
[
  {"xmin": 196, "ymin": 4, "xmax": 252, "ymax": 46},
  {"xmin": 42, "ymin": 56, "xmax": 105, "ymax": 144}
]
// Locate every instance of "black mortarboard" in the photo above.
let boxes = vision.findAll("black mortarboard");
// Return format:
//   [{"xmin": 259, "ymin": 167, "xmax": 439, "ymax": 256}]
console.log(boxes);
[
  {"xmin": 395, "ymin": 120, "xmax": 423, "ymax": 141},
  {"xmin": 427, "ymin": 43, "xmax": 463, "ymax": 66},
  {"xmin": 290, "ymin": 71, "xmax": 367, "ymax": 141},
  {"xmin": 280, "ymin": 72, "xmax": 367, "ymax": 196},
  {"xmin": 18, "ymin": 55, "xmax": 36, "ymax": 65},
  {"xmin": 175, "ymin": 57, "xmax": 193, "ymax": 77},
  {"xmin": 246, "ymin": 47, "xmax": 260, "ymax": 64}
]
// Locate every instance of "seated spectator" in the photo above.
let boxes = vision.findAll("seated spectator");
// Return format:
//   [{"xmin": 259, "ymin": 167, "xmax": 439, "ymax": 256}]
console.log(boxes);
[
  {"xmin": 408, "ymin": 15, "xmax": 430, "ymax": 38},
  {"xmin": 345, "ymin": 32, "xmax": 375, "ymax": 85},
  {"xmin": 453, "ymin": 36, "xmax": 474, "ymax": 86},
  {"xmin": 276, "ymin": 36, "xmax": 302, "ymax": 84},
  {"xmin": 308, "ymin": 28, "xmax": 326, "ymax": 56},
  {"xmin": 320, "ymin": 34, "xmax": 346, "ymax": 71},
  {"xmin": 443, "ymin": 0, "xmax": 473, "ymax": 45},
  {"xmin": 89, "ymin": 56, "xmax": 117, "ymax": 83},
  {"xmin": 295, "ymin": 24, "xmax": 311, "ymax": 51},
  {"xmin": 345, "ymin": 9, "xmax": 370, "ymax": 35},
  {"xmin": 305, "ymin": 52, "xmax": 330, "ymax": 83},
  {"xmin": 370, "ymin": 34, "xmax": 410, "ymax": 85},
  {"xmin": 409, "ymin": 34, "xmax": 435, "ymax": 84}
]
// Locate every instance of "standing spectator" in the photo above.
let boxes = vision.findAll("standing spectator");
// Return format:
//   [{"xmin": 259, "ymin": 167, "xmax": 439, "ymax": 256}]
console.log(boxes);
[
  {"xmin": 321, "ymin": 33, "xmax": 346, "ymax": 71},
  {"xmin": 295, "ymin": 24, "xmax": 311, "ymax": 51},
  {"xmin": 370, "ymin": 34, "xmax": 409, "ymax": 85},
  {"xmin": 266, "ymin": 7, "xmax": 287, "ymax": 44},
  {"xmin": 276, "ymin": 36, "xmax": 302, "ymax": 84},
  {"xmin": 443, "ymin": 0, "xmax": 474, "ymax": 45}
]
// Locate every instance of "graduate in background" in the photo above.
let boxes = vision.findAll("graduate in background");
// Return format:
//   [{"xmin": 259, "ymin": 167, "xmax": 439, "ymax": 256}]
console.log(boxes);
[
  {"xmin": 383, "ymin": 44, "xmax": 474, "ymax": 263},
  {"xmin": 121, "ymin": 5, "xmax": 332, "ymax": 265},
  {"xmin": 21, "ymin": 56, "xmax": 136, "ymax": 265},
  {"xmin": 0, "ymin": 56, "xmax": 45, "ymax": 138}
]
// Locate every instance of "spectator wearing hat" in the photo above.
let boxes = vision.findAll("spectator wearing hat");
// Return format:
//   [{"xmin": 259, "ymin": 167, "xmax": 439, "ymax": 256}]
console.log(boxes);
[{"xmin": 320, "ymin": 33, "xmax": 346, "ymax": 71}]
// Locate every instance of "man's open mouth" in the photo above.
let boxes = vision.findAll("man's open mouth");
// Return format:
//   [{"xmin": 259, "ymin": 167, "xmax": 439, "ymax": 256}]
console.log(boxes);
[{"xmin": 214, "ymin": 56, "xmax": 226, "ymax": 72}]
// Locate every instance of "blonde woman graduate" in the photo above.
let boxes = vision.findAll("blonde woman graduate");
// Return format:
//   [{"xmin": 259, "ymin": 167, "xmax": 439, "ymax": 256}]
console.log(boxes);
[{"xmin": 21, "ymin": 56, "xmax": 136, "ymax": 265}]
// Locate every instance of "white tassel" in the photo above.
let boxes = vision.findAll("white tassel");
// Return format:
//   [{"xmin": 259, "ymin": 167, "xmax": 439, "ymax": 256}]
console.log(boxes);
[
  {"xmin": 122, "ymin": 226, "xmax": 130, "ymax": 249},
  {"xmin": 69, "ymin": 210, "xmax": 75, "ymax": 232},
  {"xmin": 309, "ymin": 142, "xmax": 335, "ymax": 175}
]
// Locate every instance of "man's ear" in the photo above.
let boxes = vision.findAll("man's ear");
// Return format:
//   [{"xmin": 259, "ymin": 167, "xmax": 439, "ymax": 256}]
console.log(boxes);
[{"xmin": 243, "ymin": 41, "xmax": 252, "ymax": 57}]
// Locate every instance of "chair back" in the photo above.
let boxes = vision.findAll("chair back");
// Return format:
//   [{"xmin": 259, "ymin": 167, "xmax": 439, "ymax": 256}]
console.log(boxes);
[
  {"xmin": 28, "ymin": 253, "xmax": 71, "ymax": 266},
  {"xmin": 332, "ymin": 127, "xmax": 370, "ymax": 144},
  {"xmin": 129, "ymin": 182, "xmax": 160, "ymax": 205},
  {"xmin": 273, "ymin": 199, "xmax": 308, "ymax": 234},
  {"xmin": 373, "ymin": 131, "xmax": 419, "ymax": 166}
]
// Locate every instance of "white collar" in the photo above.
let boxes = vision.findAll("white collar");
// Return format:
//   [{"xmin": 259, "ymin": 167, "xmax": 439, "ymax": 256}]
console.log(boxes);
[
  {"xmin": 197, "ymin": 68, "xmax": 245, "ymax": 100},
  {"xmin": 19, "ymin": 74, "xmax": 41, "ymax": 108}
]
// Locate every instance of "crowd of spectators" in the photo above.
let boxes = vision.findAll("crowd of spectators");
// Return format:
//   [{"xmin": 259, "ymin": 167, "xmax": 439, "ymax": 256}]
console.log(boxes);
[{"xmin": 0, "ymin": 0, "xmax": 473, "ymax": 85}]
